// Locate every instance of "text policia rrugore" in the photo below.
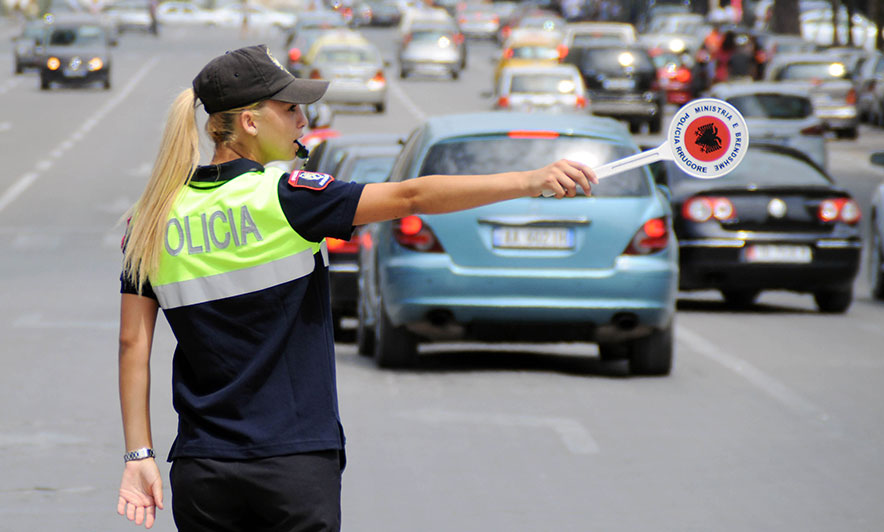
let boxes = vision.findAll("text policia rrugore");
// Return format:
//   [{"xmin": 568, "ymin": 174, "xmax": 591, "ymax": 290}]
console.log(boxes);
[{"xmin": 672, "ymin": 103, "xmax": 744, "ymax": 175}]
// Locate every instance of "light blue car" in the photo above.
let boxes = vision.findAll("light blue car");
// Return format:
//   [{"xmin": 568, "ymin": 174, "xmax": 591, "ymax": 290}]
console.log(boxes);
[{"xmin": 356, "ymin": 112, "xmax": 678, "ymax": 375}]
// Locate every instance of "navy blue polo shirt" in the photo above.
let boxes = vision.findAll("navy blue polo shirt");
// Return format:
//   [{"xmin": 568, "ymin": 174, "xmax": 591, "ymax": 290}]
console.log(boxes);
[{"xmin": 121, "ymin": 159, "xmax": 364, "ymax": 461}]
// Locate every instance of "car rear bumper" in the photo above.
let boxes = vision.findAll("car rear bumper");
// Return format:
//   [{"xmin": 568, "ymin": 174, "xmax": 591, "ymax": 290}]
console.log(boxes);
[
  {"xmin": 42, "ymin": 68, "xmax": 108, "ymax": 84},
  {"xmin": 678, "ymin": 238, "xmax": 862, "ymax": 291},
  {"xmin": 380, "ymin": 255, "xmax": 677, "ymax": 342},
  {"xmin": 590, "ymin": 98, "xmax": 661, "ymax": 118}
]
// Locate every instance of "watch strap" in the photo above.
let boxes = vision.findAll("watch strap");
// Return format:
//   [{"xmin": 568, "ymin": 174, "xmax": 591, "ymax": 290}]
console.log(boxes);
[{"xmin": 123, "ymin": 447, "xmax": 156, "ymax": 462}]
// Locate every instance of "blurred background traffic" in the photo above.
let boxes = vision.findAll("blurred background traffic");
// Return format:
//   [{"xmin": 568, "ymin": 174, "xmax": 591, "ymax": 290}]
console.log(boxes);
[{"xmin": 3, "ymin": 0, "xmax": 884, "ymax": 529}]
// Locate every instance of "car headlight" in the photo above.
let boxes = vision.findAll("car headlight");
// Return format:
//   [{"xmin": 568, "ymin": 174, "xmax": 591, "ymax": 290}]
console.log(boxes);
[
  {"xmin": 47, "ymin": 56, "xmax": 61, "ymax": 70},
  {"xmin": 88, "ymin": 57, "xmax": 104, "ymax": 71}
]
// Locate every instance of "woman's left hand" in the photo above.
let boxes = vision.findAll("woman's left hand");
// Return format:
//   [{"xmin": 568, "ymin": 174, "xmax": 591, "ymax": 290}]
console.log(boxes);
[{"xmin": 118, "ymin": 459, "xmax": 164, "ymax": 528}]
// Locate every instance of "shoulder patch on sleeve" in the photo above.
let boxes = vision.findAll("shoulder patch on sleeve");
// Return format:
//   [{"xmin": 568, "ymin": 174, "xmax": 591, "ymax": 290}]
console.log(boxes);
[{"xmin": 287, "ymin": 170, "xmax": 335, "ymax": 190}]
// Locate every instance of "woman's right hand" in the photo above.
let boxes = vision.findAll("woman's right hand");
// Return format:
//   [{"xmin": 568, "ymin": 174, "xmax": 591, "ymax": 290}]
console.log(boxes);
[
  {"xmin": 118, "ymin": 459, "xmax": 164, "ymax": 529},
  {"xmin": 528, "ymin": 159, "xmax": 598, "ymax": 199}
]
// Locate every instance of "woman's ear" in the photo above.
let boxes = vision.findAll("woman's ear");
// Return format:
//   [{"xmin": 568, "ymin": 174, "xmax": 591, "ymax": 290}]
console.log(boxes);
[{"xmin": 239, "ymin": 111, "xmax": 259, "ymax": 137}]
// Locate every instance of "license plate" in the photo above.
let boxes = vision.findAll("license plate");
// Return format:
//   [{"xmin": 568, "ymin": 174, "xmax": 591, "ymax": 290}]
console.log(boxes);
[
  {"xmin": 602, "ymin": 78, "xmax": 634, "ymax": 91},
  {"xmin": 64, "ymin": 69, "xmax": 86, "ymax": 77},
  {"xmin": 492, "ymin": 227, "xmax": 574, "ymax": 249},
  {"xmin": 744, "ymin": 244, "xmax": 812, "ymax": 263}
]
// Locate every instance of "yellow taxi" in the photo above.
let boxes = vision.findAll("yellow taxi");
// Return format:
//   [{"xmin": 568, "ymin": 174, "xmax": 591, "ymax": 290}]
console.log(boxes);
[{"xmin": 494, "ymin": 30, "xmax": 566, "ymax": 85}]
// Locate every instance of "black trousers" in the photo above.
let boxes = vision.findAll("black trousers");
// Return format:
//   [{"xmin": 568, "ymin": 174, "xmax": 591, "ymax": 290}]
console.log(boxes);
[{"xmin": 170, "ymin": 450, "xmax": 343, "ymax": 532}]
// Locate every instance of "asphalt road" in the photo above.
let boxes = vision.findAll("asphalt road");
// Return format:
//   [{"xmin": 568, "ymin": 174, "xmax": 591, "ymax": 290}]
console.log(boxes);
[{"xmin": 1, "ymin": 19, "xmax": 884, "ymax": 532}]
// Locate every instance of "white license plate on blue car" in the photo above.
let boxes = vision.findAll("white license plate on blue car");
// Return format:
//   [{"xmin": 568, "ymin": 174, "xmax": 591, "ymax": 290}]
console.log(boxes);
[
  {"xmin": 744, "ymin": 244, "xmax": 812, "ymax": 263},
  {"xmin": 492, "ymin": 227, "xmax": 574, "ymax": 249}
]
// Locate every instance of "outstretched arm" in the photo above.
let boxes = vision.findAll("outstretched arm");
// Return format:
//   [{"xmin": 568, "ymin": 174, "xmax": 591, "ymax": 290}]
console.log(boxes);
[
  {"xmin": 117, "ymin": 294, "xmax": 164, "ymax": 529},
  {"xmin": 352, "ymin": 159, "xmax": 597, "ymax": 226}
]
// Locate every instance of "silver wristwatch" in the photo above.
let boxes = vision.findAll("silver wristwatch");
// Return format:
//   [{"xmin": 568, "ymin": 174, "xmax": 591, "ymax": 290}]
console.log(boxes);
[{"xmin": 123, "ymin": 447, "xmax": 156, "ymax": 462}]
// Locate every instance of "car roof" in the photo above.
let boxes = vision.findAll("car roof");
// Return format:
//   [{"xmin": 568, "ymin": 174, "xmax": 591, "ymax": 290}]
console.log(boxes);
[
  {"xmin": 500, "ymin": 63, "xmax": 581, "ymax": 76},
  {"xmin": 709, "ymin": 81, "xmax": 813, "ymax": 97},
  {"xmin": 310, "ymin": 29, "xmax": 369, "ymax": 47},
  {"xmin": 767, "ymin": 52, "xmax": 845, "ymax": 66},
  {"xmin": 504, "ymin": 30, "xmax": 562, "ymax": 46},
  {"xmin": 44, "ymin": 13, "xmax": 105, "ymax": 25},
  {"xmin": 419, "ymin": 112, "xmax": 630, "ymax": 145}
]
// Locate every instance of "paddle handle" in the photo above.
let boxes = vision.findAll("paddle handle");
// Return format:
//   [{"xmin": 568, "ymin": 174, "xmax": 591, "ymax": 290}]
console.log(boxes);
[{"xmin": 541, "ymin": 144, "xmax": 670, "ymax": 197}]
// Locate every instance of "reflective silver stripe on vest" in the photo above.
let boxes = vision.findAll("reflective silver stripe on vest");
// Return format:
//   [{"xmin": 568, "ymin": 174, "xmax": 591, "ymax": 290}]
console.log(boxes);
[
  {"xmin": 320, "ymin": 240, "xmax": 329, "ymax": 267},
  {"xmin": 154, "ymin": 247, "xmax": 318, "ymax": 309}
]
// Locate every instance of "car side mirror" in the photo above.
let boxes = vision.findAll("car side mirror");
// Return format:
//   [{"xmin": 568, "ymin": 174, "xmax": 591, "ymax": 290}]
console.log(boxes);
[{"xmin": 871, "ymin": 152, "xmax": 884, "ymax": 167}]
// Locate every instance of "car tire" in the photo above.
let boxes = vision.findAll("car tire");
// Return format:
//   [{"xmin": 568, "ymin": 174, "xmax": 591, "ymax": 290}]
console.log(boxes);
[
  {"xmin": 628, "ymin": 121, "xmax": 641, "ymax": 134},
  {"xmin": 721, "ymin": 289, "xmax": 759, "ymax": 308},
  {"xmin": 15, "ymin": 61, "xmax": 23, "ymax": 75},
  {"xmin": 598, "ymin": 342, "xmax": 628, "ymax": 361},
  {"xmin": 373, "ymin": 298, "xmax": 417, "ymax": 368},
  {"xmin": 103, "ymin": 77, "xmax": 111, "ymax": 90},
  {"xmin": 374, "ymin": 102, "xmax": 385, "ymax": 113},
  {"xmin": 869, "ymin": 218, "xmax": 884, "ymax": 300},
  {"xmin": 837, "ymin": 127, "xmax": 858, "ymax": 139},
  {"xmin": 399, "ymin": 68, "xmax": 408, "ymax": 79},
  {"xmin": 813, "ymin": 285, "xmax": 853, "ymax": 314},
  {"xmin": 356, "ymin": 296, "xmax": 375, "ymax": 356},
  {"xmin": 451, "ymin": 69, "xmax": 459, "ymax": 80},
  {"xmin": 628, "ymin": 325, "xmax": 673, "ymax": 376},
  {"xmin": 649, "ymin": 113, "xmax": 663, "ymax": 134},
  {"xmin": 332, "ymin": 310, "xmax": 355, "ymax": 343},
  {"xmin": 40, "ymin": 75, "xmax": 49, "ymax": 90}
]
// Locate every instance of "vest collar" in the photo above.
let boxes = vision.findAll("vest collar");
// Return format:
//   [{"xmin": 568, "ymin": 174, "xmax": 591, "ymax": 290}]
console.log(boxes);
[{"xmin": 191, "ymin": 158, "xmax": 265, "ymax": 183}]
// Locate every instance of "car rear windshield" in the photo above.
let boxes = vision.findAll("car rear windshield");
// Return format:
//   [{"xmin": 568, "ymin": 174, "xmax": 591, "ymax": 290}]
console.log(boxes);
[
  {"xmin": 776, "ymin": 62, "xmax": 849, "ymax": 80},
  {"xmin": 666, "ymin": 149, "xmax": 831, "ymax": 190},
  {"xmin": 410, "ymin": 31, "xmax": 450, "ymax": 42},
  {"xmin": 510, "ymin": 45, "xmax": 559, "ymax": 60},
  {"xmin": 580, "ymin": 48, "xmax": 653, "ymax": 73},
  {"xmin": 510, "ymin": 74, "xmax": 578, "ymax": 94},
  {"xmin": 316, "ymin": 46, "xmax": 377, "ymax": 63},
  {"xmin": 345, "ymin": 156, "xmax": 397, "ymax": 184},
  {"xmin": 418, "ymin": 136, "xmax": 650, "ymax": 197},
  {"xmin": 726, "ymin": 94, "xmax": 813, "ymax": 119},
  {"xmin": 50, "ymin": 25, "xmax": 104, "ymax": 46}
]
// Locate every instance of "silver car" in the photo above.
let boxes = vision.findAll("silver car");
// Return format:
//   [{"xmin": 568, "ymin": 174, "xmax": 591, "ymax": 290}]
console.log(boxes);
[
  {"xmin": 494, "ymin": 63, "xmax": 588, "ymax": 113},
  {"xmin": 764, "ymin": 52, "xmax": 859, "ymax": 138},
  {"xmin": 398, "ymin": 26, "xmax": 465, "ymax": 79},
  {"xmin": 306, "ymin": 32, "xmax": 388, "ymax": 113},
  {"xmin": 708, "ymin": 82, "xmax": 828, "ymax": 169}
]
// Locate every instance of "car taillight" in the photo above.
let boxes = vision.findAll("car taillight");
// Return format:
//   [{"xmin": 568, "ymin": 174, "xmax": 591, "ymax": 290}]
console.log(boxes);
[
  {"xmin": 453, "ymin": 33, "xmax": 464, "ymax": 45},
  {"xmin": 497, "ymin": 95, "xmax": 509, "ymax": 108},
  {"xmin": 503, "ymin": 47, "xmax": 513, "ymax": 59},
  {"xmin": 394, "ymin": 216, "xmax": 444, "ymax": 252},
  {"xmin": 682, "ymin": 196, "xmax": 736, "ymax": 222},
  {"xmin": 576, "ymin": 95, "xmax": 587, "ymax": 108},
  {"xmin": 818, "ymin": 198, "xmax": 861, "ymax": 224},
  {"xmin": 288, "ymin": 48, "xmax": 301, "ymax": 62},
  {"xmin": 846, "ymin": 88, "xmax": 856, "ymax": 105},
  {"xmin": 501, "ymin": 25, "xmax": 511, "ymax": 38},
  {"xmin": 624, "ymin": 217, "xmax": 669, "ymax": 255},
  {"xmin": 507, "ymin": 130, "xmax": 559, "ymax": 139},
  {"xmin": 402, "ymin": 34, "xmax": 412, "ymax": 45},
  {"xmin": 557, "ymin": 44, "xmax": 568, "ymax": 59},
  {"xmin": 310, "ymin": 69, "xmax": 321, "ymax": 79},
  {"xmin": 327, "ymin": 236, "xmax": 360, "ymax": 254},
  {"xmin": 674, "ymin": 67, "xmax": 691, "ymax": 83},
  {"xmin": 800, "ymin": 123, "xmax": 825, "ymax": 136}
]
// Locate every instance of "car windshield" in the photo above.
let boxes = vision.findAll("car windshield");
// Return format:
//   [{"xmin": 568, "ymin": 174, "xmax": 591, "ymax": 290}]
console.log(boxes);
[
  {"xmin": 23, "ymin": 22, "xmax": 46, "ymax": 39},
  {"xmin": 581, "ymin": 48, "xmax": 653, "ymax": 72},
  {"xmin": 49, "ymin": 25, "xmax": 104, "ymax": 46},
  {"xmin": 666, "ymin": 149, "xmax": 831, "ymax": 190},
  {"xmin": 344, "ymin": 156, "xmax": 397, "ymax": 183},
  {"xmin": 726, "ymin": 94, "xmax": 813, "ymax": 119},
  {"xmin": 419, "ymin": 136, "xmax": 650, "ymax": 197},
  {"xmin": 519, "ymin": 17, "xmax": 560, "ymax": 31},
  {"xmin": 316, "ymin": 46, "xmax": 377, "ymax": 63},
  {"xmin": 410, "ymin": 31, "xmax": 451, "ymax": 43},
  {"xmin": 510, "ymin": 45, "xmax": 559, "ymax": 60},
  {"xmin": 571, "ymin": 34, "xmax": 627, "ymax": 47},
  {"xmin": 510, "ymin": 74, "xmax": 578, "ymax": 94},
  {"xmin": 777, "ymin": 61, "xmax": 849, "ymax": 80}
]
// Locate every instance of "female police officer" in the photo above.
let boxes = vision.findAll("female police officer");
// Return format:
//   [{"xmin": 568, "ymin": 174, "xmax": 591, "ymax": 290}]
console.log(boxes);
[{"xmin": 116, "ymin": 44, "xmax": 596, "ymax": 530}]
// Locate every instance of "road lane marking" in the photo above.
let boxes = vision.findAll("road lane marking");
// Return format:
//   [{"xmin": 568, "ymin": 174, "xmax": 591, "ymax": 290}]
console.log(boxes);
[
  {"xmin": 678, "ymin": 326, "xmax": 831, "ymax": 424},
  {"xmin": 0, "ymin": 57, "xmax": 160, "ymax": 215},
  {"xmin": 400, "ymin": 409, "xmax": 600, "ymax": 454},
  {"xmin": 386, "ymin": 78, "xmax": 427, "ymax": 122}
]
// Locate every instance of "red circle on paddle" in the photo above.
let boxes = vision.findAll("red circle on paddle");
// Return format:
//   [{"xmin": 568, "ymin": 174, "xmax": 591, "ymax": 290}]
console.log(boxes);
[{"xmin": 685, "ymin": 116, "xmax": 731, "ymax": 163}]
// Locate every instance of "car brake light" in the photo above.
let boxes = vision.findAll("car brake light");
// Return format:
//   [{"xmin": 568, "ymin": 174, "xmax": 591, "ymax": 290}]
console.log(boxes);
[
  {"xmin": 674, "ymin": 67, "xmax": 691, "ymax": 83},
  {"xmin": 557, "ymin": 44, "xmax": 568, "ymax": 60},
  {"xmin": 394, "ymin": 216, "xmax": 444, "ymax": 252},
  {"xmin": 682, "ymin": 196, "xmax": 736, "ymax": 222},
  {"xmin": 846, "ymin": 88, "xmax": 856, "ymax": 105},
  {"xmin": 624, "ymin": 217, "xmax": 669, "ymax": 255},
  {"xmin": 310, "ymin": 69, "xmax": 321, "ymax": 79},
  {"xmin": 288, "ymin": 48, "xmax": 301, "ymax": 62},
  {"xmin": 818, "ymin": 198, "xmax": 861, "ymax": 224},
  {"xmin": 327, "ymin": 236, "xmax": 360, "ymax": 253},
  {"xmin": 507, "ymin": 130, "xmax": 559, "ymax": 139},
  {"xmin": 453, "ymin": 33, "xmax": 464, "ymax": 45},
  {"xmin": 800, "ymin": 123, "xmax": 825, "ymax": 136},
  {"xmin": 371, "ymin": 70, "xmax": 385, "ymax": 82},
  {"xmin": 501, "ymin": 26, "xmax": 511, "ymax": 38},
  {"xmin": 576, "ymin": 95, "xmax": 587, "ymax": 108},
  {"xmin": 402, "ymin": 33, "xmax": 412, "ymax": 45},
  {"xmin": 503, "ymin": 47, "xmax": 513, "ymax": 59},
  {"xmin": 497, "ymin": 95, "xmax": 509, "ymax": 108}
]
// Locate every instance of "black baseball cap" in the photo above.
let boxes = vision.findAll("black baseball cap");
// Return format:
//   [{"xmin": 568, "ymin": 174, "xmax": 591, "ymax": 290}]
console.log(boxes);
[{"xmin": 193, "ymin": 44, "xmax": 329, "ymax": 114}]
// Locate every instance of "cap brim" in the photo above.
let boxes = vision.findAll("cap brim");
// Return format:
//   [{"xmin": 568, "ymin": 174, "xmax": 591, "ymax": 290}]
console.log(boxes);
[{"xmin": 270, "ymin": 78, "xmax": 329, "ymax": 105}]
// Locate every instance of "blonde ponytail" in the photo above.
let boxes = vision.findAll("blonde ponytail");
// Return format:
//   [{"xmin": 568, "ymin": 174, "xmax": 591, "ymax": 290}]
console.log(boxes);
[{"xmin": 122, "ymin": 88, "xmax": 200, "ymax": 294}]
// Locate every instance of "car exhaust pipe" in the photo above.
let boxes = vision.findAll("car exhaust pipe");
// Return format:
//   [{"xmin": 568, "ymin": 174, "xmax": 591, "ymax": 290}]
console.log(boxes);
[{"xmin": 611, "ymin": 312, "xmax": 639, "ymax": 331}]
